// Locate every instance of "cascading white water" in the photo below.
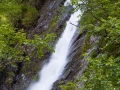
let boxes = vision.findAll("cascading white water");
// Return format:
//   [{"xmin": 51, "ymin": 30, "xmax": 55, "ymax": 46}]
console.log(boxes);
[{"xmin": 28, "ymin": 0, "xmax": 81, "ymax": 90}]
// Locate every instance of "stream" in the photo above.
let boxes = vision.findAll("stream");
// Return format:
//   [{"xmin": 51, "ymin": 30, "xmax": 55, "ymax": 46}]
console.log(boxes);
[{"xmin": 28, "ymin": 0, "xmax": 81, "ymax": 90}]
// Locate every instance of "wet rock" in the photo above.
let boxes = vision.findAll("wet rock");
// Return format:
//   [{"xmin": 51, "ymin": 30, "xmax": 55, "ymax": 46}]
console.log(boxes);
[
  {"xmin": 0, "ymin": 0, "xmax": 73, "ymax": 90},
  {"xmin": 6, "ymin": 0, "xmax": 73, "ymax": 90},
  {"xmin": 51, "ymin": 30, "xmax": 100, "ymax": 89}
]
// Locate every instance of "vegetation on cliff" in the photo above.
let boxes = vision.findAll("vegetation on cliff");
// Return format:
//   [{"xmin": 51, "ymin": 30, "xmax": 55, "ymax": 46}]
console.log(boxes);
[
  {"xmin": 61, "ymin": 0, "xmax": 120, "ymax": 89},
  {"xmin": 0, "ymin": 0, "xmax": 55, "ymax": 85}
]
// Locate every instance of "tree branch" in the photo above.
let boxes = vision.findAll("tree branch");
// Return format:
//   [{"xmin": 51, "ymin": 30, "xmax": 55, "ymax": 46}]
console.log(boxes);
[{"xmin": 70, "ymin": 22, "xmax": 79, "ymax": 27}]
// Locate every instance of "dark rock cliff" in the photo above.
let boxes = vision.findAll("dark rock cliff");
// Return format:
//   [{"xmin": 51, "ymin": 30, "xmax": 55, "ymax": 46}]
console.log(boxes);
[
  {"xmin": 52, "ymin": 30, "xmax": 99, "ymax": 89},
  {"xmin": 0, "ymin": 0, "xmax": 94, "ymax": 90},
  {"xmin": 51, "ymin": 29, "xmax": 88, "ymax": 90},
  {"xmin": 13, "ymin": 0, "xmax": 73, "ymax": 90},
  {"xmin": 0, "ymin": 0, "xmax": 73, "ymax": 90}
]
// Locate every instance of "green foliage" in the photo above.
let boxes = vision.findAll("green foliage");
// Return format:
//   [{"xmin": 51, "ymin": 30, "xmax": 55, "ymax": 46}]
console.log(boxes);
[
  {"xmin": 60, "ymin": 82, "xmax": 76, "ymax": 90},
  {"xmin": 21, "ymin": 5, "xmax": 38, "ymax": 27},
  {"xmin": 0, "ymin": 23, "xmax": 55, "ymax": 71},
  {"xmin": 61, "ymin": 0, "xmax": 120, "ymax": 90},
  {"xmin": 0, "ymin": 0, "xmax": 55, "ymax": 72},
  {"xmin": 0, "ymin": 0, "xmax": 24, "ymax": 27},
  {"xmin": 29, "ymin": 33, "xmax": 55, "ymax": 58},
  {"xmin": 0, "ymin": 0, "xmax": 38, "ymax": 27},
  {"xmin": 78, "ymin": 0, "xmax": 120, "ymax": 89},
  {"xmin": 79, "ymin": 55, "xmax": 120, "ymax": 90},
  {"xmin": 0, "ymin": 25, "xmax": 27, "ymax": 65}
]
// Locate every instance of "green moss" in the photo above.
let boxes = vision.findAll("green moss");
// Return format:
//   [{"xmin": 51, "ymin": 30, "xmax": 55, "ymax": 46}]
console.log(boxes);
[
  {"xmin": 90, "ymin": 50, "xmax": 98, "ymax": 58},
  {"xmin": 59, "ymin": 81, "xmax": 76, "ymax": 90},
  {"xmin": 22, "ymin": 5, "xmax": 38, "ymax": 27},
  {"xmin": 48, "ymin": 15, "xmax": 60, "ymax": 32},
  {"xmin": 81, "ymin": 33, "xmax": 91, "ymax": 54},
  {"xmin": 5, "ymin": 76, "xmax": 13, "ymax": 84}
]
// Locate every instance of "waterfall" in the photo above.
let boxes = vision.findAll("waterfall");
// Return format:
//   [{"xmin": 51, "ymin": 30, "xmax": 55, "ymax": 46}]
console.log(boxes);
[{"xmin": 28, "ymin": 1, "xmax": 81, "ymax": 90}]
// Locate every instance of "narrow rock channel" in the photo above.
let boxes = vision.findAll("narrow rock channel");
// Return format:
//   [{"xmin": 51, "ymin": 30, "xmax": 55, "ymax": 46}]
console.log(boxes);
[{"xmin": 27, "ymin": 0, "xmax": 81, "ymax": 90}]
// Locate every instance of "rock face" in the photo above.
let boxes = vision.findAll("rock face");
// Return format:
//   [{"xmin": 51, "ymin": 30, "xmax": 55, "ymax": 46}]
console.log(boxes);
[
  {"xmin": 52, "ymin": 29, "xmax": 100, "ymax": 89},
  {"xmin": 51, "ymin": 29, "xmax": 88, "ymax": 90},
  {"xmin": 0, "ymin": 0, "xmax": 97, "ymax": 90},
  {"xmin": 13, "ymin": 0, "xmax": 73, "ymax": 90},
  {"xmin": 0, "ymin": 0, "xmax": 73, "ymax": 90}
]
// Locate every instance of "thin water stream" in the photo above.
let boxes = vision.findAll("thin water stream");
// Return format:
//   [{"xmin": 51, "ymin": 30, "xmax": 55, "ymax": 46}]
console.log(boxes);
[{"xmin": 28, "ymin": 0, "xmax": 81, "ymax": 90}]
